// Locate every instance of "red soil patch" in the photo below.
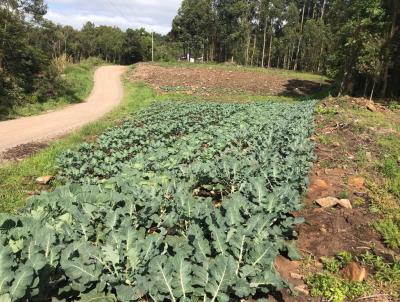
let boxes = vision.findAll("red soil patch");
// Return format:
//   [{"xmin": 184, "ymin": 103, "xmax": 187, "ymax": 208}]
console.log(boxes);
[
  {"xmin": 273, "ymin": 98, "xmax": 398, "ymax": 302},
  {"xmin": 129, "ymin": 63, "xmax": 327, "ymax": 97}
]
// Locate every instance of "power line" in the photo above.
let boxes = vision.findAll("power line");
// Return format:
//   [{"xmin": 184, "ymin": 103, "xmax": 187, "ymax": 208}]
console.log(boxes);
[{"xmin": 104, "ymin": 0, "xmax": 130, "ymax": 23}]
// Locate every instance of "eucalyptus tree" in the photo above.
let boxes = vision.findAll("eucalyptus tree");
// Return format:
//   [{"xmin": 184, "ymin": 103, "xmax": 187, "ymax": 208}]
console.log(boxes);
[{"xmin": 171, "ymin": 0, "xmax": 216, "ymax": 60}]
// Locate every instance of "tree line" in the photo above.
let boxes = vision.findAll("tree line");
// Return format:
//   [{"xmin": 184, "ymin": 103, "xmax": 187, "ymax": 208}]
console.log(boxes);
[
  {"xmin": 0, "ymin": 0, "xmax": 179, "ymax": 115},
  {"xmin": 170, "ymin": 0, "xmax": 400, "ymax": 98},
  {"xmin": 1, "ymin": 0, "xmax": 399, "ymax": 113}
]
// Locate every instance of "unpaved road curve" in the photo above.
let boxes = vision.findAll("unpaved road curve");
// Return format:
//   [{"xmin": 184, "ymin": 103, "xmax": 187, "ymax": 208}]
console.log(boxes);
[{"xmin": 0, "ymin": 65, "xmax": 127, "ymax": 153}]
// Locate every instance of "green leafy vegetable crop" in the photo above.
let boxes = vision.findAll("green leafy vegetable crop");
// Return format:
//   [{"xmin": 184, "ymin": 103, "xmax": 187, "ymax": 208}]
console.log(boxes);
[{"xmin": 0, "ymin": 100, "xmax": 317, "ymax": 301}]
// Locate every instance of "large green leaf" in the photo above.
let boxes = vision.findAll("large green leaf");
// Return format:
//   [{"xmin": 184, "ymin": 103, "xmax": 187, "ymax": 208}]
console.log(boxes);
[{"xmin": 9, "ymin": 267, "xmax": 34, "ymax": 300}]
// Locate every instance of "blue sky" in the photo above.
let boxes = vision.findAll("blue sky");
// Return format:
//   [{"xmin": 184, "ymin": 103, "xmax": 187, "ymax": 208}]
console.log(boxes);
[{"xmin": 45, "ymin": 0, "xmax": 183, "ymax": 34}]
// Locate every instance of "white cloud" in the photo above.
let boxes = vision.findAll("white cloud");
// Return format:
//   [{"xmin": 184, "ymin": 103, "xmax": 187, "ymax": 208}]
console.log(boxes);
[{"xmin": 45, "ymin": 0, "xmax": 182, "ymax": 34}]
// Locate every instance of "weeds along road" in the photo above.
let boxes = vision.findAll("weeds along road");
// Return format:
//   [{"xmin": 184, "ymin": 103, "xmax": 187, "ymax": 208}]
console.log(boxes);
[{"xmin": 0, "ymin": 65, "xmax": 127, "ymax": 153}]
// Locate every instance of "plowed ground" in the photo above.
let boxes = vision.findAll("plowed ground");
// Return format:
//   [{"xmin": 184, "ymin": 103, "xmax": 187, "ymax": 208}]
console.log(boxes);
[{"xmin": 129, "ymin": 63, "xmax": 328, "ymax": 97}]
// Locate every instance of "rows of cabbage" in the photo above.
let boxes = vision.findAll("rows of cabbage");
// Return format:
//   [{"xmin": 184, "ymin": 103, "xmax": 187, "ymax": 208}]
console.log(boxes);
[{"xmin": 0, "ymin": 101, "xmax": 317, "ymax": 302}]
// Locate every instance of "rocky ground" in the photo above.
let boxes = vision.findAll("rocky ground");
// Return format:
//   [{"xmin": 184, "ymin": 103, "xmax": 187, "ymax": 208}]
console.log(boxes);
[{"xmin": 275, "ymin": 98, "xmax": 400, "ymax": 302}]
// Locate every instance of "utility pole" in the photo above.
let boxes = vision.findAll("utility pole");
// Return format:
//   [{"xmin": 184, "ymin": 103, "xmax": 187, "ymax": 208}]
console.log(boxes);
[{"xmin": 151, "ymin": 31, "xmax": 154, "ymax": 62}]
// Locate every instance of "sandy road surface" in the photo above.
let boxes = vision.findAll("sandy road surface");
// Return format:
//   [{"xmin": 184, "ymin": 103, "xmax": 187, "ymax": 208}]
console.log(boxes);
[{"xmin": 0, "ymin": 65, "xmax": 127, "ymax": 153}]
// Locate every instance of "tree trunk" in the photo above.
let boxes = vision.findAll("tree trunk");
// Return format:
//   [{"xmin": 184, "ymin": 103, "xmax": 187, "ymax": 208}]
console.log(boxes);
[
  {"xmin": 251, "ymin": 35, "xmax": 257, "ymax": 66},
  {"xmin": 317, "ymin": 41, "xmax": 324, "ymax": 72},
  {"xmin": 289, "ymin": 43, "xmax": 296, "ymax": 69},
  {"xmin": 363, "ymin": 77, "xmax": 369, "ymax": 97},
  {"xmin": 338, "ymin": 71, "xmax": 348, "ymax": 97},
  {"xmin": 245, "ymin": 31, "xmax": 251, "ymax": 65},
  {"xmin": 312, "ymin": 1, "xmax": 317, "ymax": 19},
  {"xmin": 321, "ymin": 0, "xmax": 327, "ymax": 20},
  {"xmin": 370, "ymin": 80, "xmax": 376, "ymax": 101},
  {"xmin": 261, "ymin": 15, "xmax": 268, "ymax": 68},
  {"xmin": 283, "ymin": 54, "xmax": 287, "ymax": 69},
  {"xmin": 316, "ymin": 0, "xmax": 326, "ymax": 72},
  {"xmin": 294, "ymin": 0, "xmax": 306, "ymax": 71},
  {"xmin": 381, "ymin": 0, "xmax": 398, "ymax": 97},
  {"xmin": 2, "ymin": 2, "xmax": 9, "ymax": 59},
  {"xmin": 1, "ymin": 20, "xmax": 7, "ymax": 69},
  {"xmin": 267, "ymin": 19, "xmax": 273, "ymax": 68}
]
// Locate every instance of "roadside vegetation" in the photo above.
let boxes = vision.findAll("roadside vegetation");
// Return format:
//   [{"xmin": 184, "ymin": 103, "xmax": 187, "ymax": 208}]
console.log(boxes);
[
  {"xmin": 0, "ymin": 78, "xmax": 155, "ymax": 213},
  {"xmin": 2, "ymin": 57, "xmax": 103, "ymax": 120},
  {"xmin": 0, "ymin": 1, "xmax": 175, "ymax": 118}
]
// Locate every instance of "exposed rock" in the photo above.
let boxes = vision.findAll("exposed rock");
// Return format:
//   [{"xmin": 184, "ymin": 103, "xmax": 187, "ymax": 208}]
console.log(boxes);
[
  {"xmin": 294, "ymin": 285, "xmax": 310, "ymax": 295},
  {"xmin": 309, "ymin": 178, "xmax": 329, "ymax": 192},
  {"xmin": 348, "ymin": 176, "xmax": 365, "ymax": 188},
  {"xmin": 337, "ymin": 199, "xmax": 353, "ymax": 209},
  {"xmin": 290, "ymin": 272, "xmax": 304, "ymax": 280},
  {"xmin": 333, "ymin": 142, "xmax": 341, "ymax": 147},
  {"xmin": 341, "ymin": 262, "xmax": 368, "ymax": 282},
  {"xmin": 316, "ymin": 196, "xmax": 339, "ymax": 208},
  {"xmin": 315, "ymin": 178, "xmax": 329, "ymax": 189},
  {"xmin": 320, "ymin": 227, "xmax": 328, "ymax": 233},
  {"xmin": 36, "ymin": 175, "xmax": 53, "ymax": 185},
  {"xmin": 274, "ymin": 256, "xmax": 301, "ymax": 284},
  {"xmin": 366, "ymin": 102, "xmax": 378, "ymax": 112}
]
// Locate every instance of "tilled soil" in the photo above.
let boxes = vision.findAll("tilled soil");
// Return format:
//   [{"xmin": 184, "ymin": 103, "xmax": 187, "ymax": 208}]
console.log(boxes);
[
  {"xmin": 129, "ymin": 63, "xmax": 327, "ymax": 97},
  {"xmin": 0, "ymin": 142, "xmax": 50, "ymax": 163}
]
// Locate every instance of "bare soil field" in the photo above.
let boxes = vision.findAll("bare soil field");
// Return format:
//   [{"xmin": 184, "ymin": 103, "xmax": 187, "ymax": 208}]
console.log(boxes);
[{"xmin": 129, "ymin": 63, "xmax": 328, "ymax": 97}]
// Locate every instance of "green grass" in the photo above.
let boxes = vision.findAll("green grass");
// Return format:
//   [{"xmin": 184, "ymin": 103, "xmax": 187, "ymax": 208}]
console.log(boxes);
[
  {"xmin": 307, "ymin": 273, "xmax": 370, "ymax": 302},
  {"xmin": 155, "ymin": 61, "xmax": 330, "ymax": 83},
  {"xmin": 372, "ymin": 134, "xmax": 400, "ymax": 249},
  {"xmin": 4, "ymin": 58, "xmax": 104, "ymax": 120},
  {"xmin": 0, "ymin": 80, "xmax": 155, "ymax": 213},
  {"xmin": 307, "ymin": 252, "xmax": 371, "ymax": 302},
  {"xmin": 306, "ymin": 250, "xmax": 400, "ymax": 301},
  {"xmin": 361, "ymin": 251, "xmax": 400, "ymax": 297}
]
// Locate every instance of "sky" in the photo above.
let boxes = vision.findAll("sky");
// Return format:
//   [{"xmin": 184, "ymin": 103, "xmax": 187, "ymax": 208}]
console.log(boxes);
[{"xmin": 45, "ymin": 0, "xmax": 183, "ymax": 34}]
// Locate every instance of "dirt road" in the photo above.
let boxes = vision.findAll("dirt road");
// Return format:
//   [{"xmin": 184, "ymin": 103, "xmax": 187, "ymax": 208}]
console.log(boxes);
[{"xmin": 0, "ymin": 65, "xmax": 127, "ymax": 153}]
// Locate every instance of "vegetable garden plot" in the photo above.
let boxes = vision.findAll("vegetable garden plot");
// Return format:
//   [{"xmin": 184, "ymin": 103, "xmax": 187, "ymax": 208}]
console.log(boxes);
[{"xmin": 0, "ymin": 101, "xmax": 317, "ymax": 301}]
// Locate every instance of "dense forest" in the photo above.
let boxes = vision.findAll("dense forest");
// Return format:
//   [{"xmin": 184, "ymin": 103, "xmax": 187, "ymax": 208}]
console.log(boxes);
[
  {"xmin": 171, "ymin": 0, "xmax": 400, "ymax": 98},
  {"xmin": 1, "ymin": 0, "xmax": 399, "ymax": 115}
]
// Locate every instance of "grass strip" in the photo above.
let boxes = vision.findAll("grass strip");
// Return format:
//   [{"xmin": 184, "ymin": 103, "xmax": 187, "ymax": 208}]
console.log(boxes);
[{"xmin": 0, "ymin": 80, "xmax": 155, "ymax": 213}]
